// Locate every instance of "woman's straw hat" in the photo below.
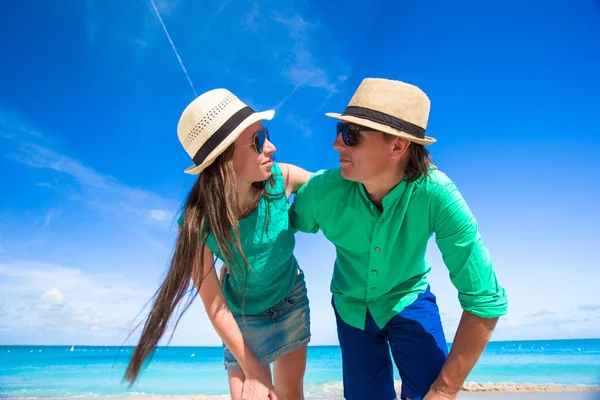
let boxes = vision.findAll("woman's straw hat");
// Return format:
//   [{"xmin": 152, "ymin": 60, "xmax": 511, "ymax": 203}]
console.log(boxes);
[{"xmin": 177, "ymin": 89, "xmax": 274, "ymax": 174}]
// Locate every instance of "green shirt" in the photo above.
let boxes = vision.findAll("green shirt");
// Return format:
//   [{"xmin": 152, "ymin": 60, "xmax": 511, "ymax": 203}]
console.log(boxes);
[
  {"xmin": 178, "ymin": 161, "xmax": 299, "ymax": 315},
  {"xmin": 289, "ymin": 166, "xmax": 507, "ymax": 330}
]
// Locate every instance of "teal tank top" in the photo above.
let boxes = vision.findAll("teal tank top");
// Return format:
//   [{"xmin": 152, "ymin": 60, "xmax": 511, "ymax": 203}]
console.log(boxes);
[{"xmin": 178, "ymin": 161, "xmax": 299, "ymax": 315}]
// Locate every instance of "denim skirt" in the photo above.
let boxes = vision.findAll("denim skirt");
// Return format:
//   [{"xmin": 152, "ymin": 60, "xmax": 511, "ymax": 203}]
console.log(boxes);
[{"xmin": 223, "ymin": 269, "xmax": 311, "ymax": 370}]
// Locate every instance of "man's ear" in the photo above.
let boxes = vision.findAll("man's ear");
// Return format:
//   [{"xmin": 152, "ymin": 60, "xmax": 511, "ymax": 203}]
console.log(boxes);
[{"xmin": 391, "ymin": 137, "xmax": 411, "ymax": 160}]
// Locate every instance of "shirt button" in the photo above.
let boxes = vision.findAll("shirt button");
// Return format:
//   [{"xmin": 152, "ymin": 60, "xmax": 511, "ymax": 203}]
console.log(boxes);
[
  {"xmin": 371, "ymin": 287, "xmax": 376, "ymax": 291},
  {"xmin": 375, "ymin": 247, "xmax": 380, "ymax": 252},
  {"xmin": 379, "ymin": 218, "xmax": 384, "ymax": 223},
  {"xmin": 372, "ymin": 270, "xmax": 377, "ymax": 274}
]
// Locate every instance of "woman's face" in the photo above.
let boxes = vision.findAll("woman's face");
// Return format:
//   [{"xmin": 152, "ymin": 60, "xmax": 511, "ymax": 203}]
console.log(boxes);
[{"xmin": 232, "ymin": 121, "xmax": 276, "ymax": 183}]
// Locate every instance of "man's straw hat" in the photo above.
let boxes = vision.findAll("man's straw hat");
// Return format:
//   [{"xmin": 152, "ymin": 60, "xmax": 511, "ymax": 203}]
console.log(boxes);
[{"xmin": 326, "ymin": 78, "xmax": 435, "ymax": 145}]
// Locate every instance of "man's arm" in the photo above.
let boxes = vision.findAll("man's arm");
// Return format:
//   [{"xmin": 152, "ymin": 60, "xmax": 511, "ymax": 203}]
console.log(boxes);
[
  {"xmin": 278, "ymin": 162, "xmax": 313, "ymax": 197},
  {"xmin": 288, "ymin": 171, "xmax": 321, "ymax": 234},
  {"xmin": 427, "ymin": 180, "xmax": 508, "ymax": 398},
  {"xmin": 426, "ymin": 312, "xmax": 498, "ymax": 398}
]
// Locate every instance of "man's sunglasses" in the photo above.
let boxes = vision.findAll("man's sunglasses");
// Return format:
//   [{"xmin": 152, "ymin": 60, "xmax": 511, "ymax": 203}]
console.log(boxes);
[
  {"xmin": 337, "ymin": 122, "xmax": 373, "ymax": 147},
  {"xmin": 236, "ymin": 127, "xmax": 269, "ymax": 154}
]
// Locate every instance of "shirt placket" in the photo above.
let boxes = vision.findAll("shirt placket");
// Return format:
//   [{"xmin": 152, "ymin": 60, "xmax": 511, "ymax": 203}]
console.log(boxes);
[{"xmin": 366, "ymin": 203, "xmax": 384, "ymax": 300}]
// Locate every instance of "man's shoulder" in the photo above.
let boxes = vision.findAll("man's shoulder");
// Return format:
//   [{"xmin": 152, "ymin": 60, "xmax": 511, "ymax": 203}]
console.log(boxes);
[{"xmin": 418, "ymin": 166, "xmax": 456, "ymax": 194}]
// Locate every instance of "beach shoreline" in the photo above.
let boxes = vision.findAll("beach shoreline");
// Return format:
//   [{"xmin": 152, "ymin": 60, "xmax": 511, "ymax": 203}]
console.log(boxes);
[
  {"xmin": 14, "ymin": 392, "xmax": 600, "ymax": 400},
  {"xmin": 461, "ymin": 382, "xmax": 600, "ymax": 392},
  {"xmin": 8, "ymin": 383, "xmax": 599, "ymax": 400}
]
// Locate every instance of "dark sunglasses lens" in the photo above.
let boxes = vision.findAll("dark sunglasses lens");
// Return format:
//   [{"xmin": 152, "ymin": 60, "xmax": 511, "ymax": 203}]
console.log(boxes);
[
  {"xmin": 337, "ymin": 123, "xmax": 349, "ymax": 146},
  {"xmin": 254, "ymin": 128, "xmax": 267, "ymax": 153},
  {"xmin": 337, "ymin": 123, "xmax": 358, "ymax": 146},
  {"xmin": 347, "ymin": 126, "xmax": 358, "ymax": 146}
]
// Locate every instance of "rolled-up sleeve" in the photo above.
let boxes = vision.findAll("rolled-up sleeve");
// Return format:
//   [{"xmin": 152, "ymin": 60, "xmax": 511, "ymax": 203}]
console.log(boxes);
[
  {"xmin": 432, "ymin": 181, "xmax": 508, "ymax": 319},
  {"xmin": 289, "ymin": 179, "xmax": 320, "ymax": 234}
]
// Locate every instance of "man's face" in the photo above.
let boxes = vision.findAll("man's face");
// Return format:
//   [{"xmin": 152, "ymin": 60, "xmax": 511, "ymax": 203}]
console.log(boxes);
[{"xmin": 333, "ymin": 122, "xmax": 402, "ymax": 183}]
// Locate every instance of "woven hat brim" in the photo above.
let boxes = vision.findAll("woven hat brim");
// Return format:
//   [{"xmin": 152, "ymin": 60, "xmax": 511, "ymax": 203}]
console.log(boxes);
[
  {"xmin": 325, "ymin": 112, "xmax": 436, "ymax": 146},
  {"xmin": 184, "ymin": 109, "xmax": 275, "ymax": 175}
]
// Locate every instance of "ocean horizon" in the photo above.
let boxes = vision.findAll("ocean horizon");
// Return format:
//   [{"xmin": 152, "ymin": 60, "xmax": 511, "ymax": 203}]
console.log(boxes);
[{"xmin": 2, "ymin": 338, "xmax": 600, "ymax": 398}]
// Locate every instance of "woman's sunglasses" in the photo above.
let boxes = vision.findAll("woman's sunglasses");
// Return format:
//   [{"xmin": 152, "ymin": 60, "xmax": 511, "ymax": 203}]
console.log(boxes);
[
  {"xmin": 337, "ymin": 122, "xmax": 373, "ymax": 147},
  {"xmin": 236, "ymin": 127, "xmax": 269, "ymax": 154}
]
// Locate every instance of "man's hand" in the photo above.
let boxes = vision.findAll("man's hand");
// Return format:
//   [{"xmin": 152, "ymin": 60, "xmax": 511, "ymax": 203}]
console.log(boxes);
[
  {"xmin": 423, "ymin": 387, "xmax": 457, "ymax": 400},
  {"xmin": 240, "ymin": 374, "xmax": 277, "ymax": 400}
]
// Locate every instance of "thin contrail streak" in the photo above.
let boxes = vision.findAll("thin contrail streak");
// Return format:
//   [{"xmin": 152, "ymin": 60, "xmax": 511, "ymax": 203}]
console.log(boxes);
[{"xmin": 149, "ymin": 0, "xmax": 198, "ymax": 97}]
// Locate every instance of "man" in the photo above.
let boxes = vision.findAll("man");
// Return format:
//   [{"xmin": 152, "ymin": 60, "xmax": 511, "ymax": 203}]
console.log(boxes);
[{"xmin": 290, "ymin": 78, "xmax": 508, "ymax": 400}]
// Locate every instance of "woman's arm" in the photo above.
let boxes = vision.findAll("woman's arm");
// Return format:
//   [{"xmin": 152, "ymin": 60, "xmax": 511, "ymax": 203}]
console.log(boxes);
[
  {"xmin": 194, "ymin": 245, "xmax": 276, "ymax": 399},
  {"xmin": 279, "ymin": 162, "xmax": 313, "ymax": 198}
]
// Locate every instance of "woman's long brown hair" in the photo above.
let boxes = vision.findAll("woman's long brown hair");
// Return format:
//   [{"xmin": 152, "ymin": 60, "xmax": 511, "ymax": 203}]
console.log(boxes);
[{"xmin": 123, "ymin": 145, "xmax": 276, "ymax": 384}]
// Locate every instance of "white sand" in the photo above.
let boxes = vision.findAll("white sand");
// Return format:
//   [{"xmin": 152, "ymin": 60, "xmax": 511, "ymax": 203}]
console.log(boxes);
[
  {"xmin": 28, "ymin": 383, "xmax": 600, "ymax": 400},
  {"xmin": 31, "ymin": 393, "xmax": 600, "ymax": 400},
  {"xmin": 30, "ymin": 388, "xmax": 600, "ymax": 400}
]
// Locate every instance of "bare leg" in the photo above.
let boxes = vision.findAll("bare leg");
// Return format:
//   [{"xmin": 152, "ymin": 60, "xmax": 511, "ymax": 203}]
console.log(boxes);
[
  {"xmin": 273, "ymin": 346, "xmax": 307, "ymax": 400},
  {"xmin": 227, "ymin": 365, "xmax": 272, "ymax": 400}
]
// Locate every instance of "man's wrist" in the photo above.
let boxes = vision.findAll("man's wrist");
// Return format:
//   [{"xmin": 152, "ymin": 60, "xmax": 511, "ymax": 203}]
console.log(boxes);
[{"xmin": 430, "ymin": 373, "xmax": 462, "ymax": 396}]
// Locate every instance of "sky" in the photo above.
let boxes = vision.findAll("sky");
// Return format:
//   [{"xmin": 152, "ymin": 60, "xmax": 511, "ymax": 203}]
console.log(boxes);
[{"xmin": 0, "ymin": 0, "xmax": 599, "ymax": 346}]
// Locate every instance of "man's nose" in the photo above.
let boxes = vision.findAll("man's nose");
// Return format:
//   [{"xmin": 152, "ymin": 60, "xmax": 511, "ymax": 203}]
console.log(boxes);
[{"xmin": 333, "ymin": 133, "xmax": 345, "ymax": 151}]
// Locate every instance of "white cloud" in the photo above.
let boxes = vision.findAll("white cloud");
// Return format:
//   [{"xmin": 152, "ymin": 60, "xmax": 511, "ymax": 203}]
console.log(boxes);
[
  {"xmin": 147, "ymin": 208, "xmax": 173, "ymax": 222},
  {"xmin": 0, "ymin": 109, "xmax": 44, "ymax": 139},
  {"xmin": 271, "ymin": 13, "xmax": 315, "ymax": 39},
  {"xmin": 272, "ymin": 14, "xmax": 332, "ymax": 91},
  {"xmin": 244, "ymin": 2, "xmax": 264, "ymax": 33},
  {"xmin": 0, "ymin": 261, "xmax": 220, "ymax": 345},
  {"xmin": 526, "ymin": 310, "xmax": 558, "ymax": 317},
  {"xmin": 238, "ymin": 6, "xmax": 349, "ymax": 109},
  {"xmin": 0, "ymin": 262, "xmax": 149, "ymax": 339},
  {"xmin": 269, "ymin": 12, "xmax": 350, "ymax": 109},
  {"xmin": 491, "ymin": 312, "xmax": 600, "ymax": 341},
  {"xmin": 42, "ymin": 288, "xmax": 64, "ymax": 304},
  {"xmin": 498, "ymin": 318, "xmax": 522, "ymax": 328},
  {"xmin": 285, "ymin": 114, "xmax": 312, "ymax": 138},
  {"xmin": 3, "ymin": 136, "xmax": 176, "ymax": 221},
  {"xmin": 578, "ymin": 304, "xmax": 600, "ymax": 311},
  {"xmin": 152, "ymin": 0, "xmax": 180, "ymax": 16}
]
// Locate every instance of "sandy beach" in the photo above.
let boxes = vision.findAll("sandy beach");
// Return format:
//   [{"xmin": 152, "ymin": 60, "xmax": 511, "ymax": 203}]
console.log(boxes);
[
  {"xmin": 458, "ymin": 391, "xmax": 600, "ymax": 398},
  {"xmin": 30, "ymin": 393, "xmax": 600, "ymax": 400},
  {"xmin": 460, "ymin": 392, "xmax": 600, "ymax": 400},
  {"xmin": 27, "ymin": 384, "xmax": 600, "ymax": 400}
]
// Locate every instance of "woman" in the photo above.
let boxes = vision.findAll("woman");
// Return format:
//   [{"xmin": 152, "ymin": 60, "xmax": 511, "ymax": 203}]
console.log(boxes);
[{"xmin": 124, "ymin": 88, "xmax": 313, "ymax": 400}]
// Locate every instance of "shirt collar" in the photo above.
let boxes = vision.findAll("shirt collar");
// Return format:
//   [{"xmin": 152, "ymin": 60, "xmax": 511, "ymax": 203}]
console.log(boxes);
[{"xmin": 357, "ymin": 177, "xmax": 409, "ymax": 212}]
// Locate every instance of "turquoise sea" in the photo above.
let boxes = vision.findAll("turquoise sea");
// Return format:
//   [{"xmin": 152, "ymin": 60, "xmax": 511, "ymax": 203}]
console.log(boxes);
[{"xmin": 1, "ymin": 339, "xmax": 599, "ymax": 398}]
